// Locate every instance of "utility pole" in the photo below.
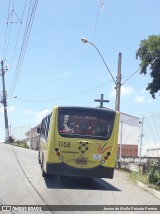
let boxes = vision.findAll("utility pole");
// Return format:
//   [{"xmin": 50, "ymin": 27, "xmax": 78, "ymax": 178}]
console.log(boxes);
[
  {"xmin": 94, "ymin": 94, "xmax": 109, "ymax": 108},
  {"xmin": 115, "ymin": 53, "xmax": 122, "ymax": 112},
  {"xmin": 0, "ymin": 60, "xmax": 9, "ymax": 142},
  {"xmin": 81, "ymin": 38, "xmax": 122, "ymax": 111},
  {"xmin": 139, "ymin": 118, "xmax": 144, "ymax": 164}
]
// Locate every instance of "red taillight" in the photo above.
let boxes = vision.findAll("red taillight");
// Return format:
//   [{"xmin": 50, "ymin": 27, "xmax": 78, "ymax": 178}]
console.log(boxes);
[
  {"xmin": 104, "ymin": 156, "xmax": 108, "ymax": 160},
  {"xmin": 56, "ymin": 152, "xmax": 60, "ymax": 156}
]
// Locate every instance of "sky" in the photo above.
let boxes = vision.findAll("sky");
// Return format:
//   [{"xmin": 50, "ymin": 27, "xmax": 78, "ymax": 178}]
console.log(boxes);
[{"xmin": 0, "ymin": 0, "xmax": 160, "ymax": 149}]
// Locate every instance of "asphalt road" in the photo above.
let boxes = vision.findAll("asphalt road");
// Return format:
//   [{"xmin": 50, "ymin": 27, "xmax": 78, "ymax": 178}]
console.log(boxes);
[{"xmin": 0, "ymin": 142, "xmax": 159, "ymax": 214}]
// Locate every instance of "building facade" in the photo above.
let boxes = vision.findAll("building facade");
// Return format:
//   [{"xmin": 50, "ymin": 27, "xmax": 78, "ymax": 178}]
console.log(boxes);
[
  {"xmin": 146, "ymin": 148, "xmax": 160, "ymax": 157},
  {"xmin": 25, "ymin": 124, "xmax": 41, "ymax": 150}
]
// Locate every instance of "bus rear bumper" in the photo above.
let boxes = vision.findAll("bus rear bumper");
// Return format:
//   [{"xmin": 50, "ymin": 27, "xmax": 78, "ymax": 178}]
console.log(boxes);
[{"xmin": 46, "ymin": 163, "xmax": 114, "ymax": 178}]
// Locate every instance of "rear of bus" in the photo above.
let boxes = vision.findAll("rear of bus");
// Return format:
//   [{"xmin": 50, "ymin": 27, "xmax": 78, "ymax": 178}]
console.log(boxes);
[{"xmin": 45, "ymin": 106, "xmax": 119, "ymax": 178}]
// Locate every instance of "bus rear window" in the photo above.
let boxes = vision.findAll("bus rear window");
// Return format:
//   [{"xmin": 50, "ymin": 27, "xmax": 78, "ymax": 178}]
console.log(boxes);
[{"xmin": 58, "ymin": 108, "xmax": 115, "ymax": 139}]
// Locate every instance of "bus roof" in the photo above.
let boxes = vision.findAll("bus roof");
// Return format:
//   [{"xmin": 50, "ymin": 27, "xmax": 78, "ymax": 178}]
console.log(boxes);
[{"xmin": 57, "ymin": 106, "xmax": 115, "ymax": 113}]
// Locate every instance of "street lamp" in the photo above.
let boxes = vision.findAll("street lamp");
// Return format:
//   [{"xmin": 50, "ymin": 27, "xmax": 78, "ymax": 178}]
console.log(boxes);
[
  {"xmin": 81, "ymin": 38, "xmax": 122, "ymax": 111},
  {"xmin": 81, "ymin": 38, "xmax": 88, "ymax": 43}
]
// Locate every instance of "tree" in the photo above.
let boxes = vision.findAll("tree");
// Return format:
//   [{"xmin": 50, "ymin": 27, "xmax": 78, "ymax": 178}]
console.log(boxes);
[
  {"xmin": 9, "ymin": 136, "xmax": 14, "ymax": 143},
  {"xmin": 136, "ymin": 35, "xmax": 160, "ymax": 99}
]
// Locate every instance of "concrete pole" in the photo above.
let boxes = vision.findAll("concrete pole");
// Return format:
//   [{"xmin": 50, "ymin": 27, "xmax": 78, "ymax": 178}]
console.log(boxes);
[
  {"xmin": 115, "ymin": 53, "xmax": 122, "ymax": 112},
  {"xmin": 1, "ymin": 61, "xmax": 9, "ymax": 142},
  {"xmin": 139, "ymin": 118, "xmax": 144, "ymax": 164}
]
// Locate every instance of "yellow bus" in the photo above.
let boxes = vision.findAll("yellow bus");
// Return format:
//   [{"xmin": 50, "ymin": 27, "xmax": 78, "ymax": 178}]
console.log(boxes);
[{"xmin": 38, "ymin": 106, "xmax": 119, "ymax": 178}]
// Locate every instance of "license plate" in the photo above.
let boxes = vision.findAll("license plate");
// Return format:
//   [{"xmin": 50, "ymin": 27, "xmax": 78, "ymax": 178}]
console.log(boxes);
[{"xmin": 75, "ymin": 159, "xmax": 87, "ymax": 165}]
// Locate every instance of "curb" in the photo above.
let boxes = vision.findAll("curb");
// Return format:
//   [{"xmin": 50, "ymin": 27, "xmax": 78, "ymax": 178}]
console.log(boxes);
[{"xmin": 137, "ymin": 181, "xmax": 160, "ymax": 200}]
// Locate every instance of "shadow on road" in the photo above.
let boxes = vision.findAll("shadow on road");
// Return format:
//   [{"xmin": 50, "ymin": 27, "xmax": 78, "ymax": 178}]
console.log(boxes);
[{"xmin": 44, "ymin": 176, "xmax": 121, "ymax": 191}]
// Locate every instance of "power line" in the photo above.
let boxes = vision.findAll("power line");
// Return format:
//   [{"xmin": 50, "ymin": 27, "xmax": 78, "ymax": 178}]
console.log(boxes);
[
  {"xmin": 12, "ymin": 81, "xmax": 112, "ymax": 103},
  {"xmin": 3, "ymin": 0, "xmax": 22, "ymax": 59},
  {"xmin": 3, "ymin": 0, "xmax": 25, "ymax": 64},
  {"xmin": 3, "ymin": 0, "xmax": 12, "ymax": 59},
  {"xmin": 8, "ymin": 9, "xmax": 22, "ymax": 24},
  {"xmin": 18, "ymin": 47, "xmax": 82, "ymax": 100},
  {"xmin": 7, "ymin": 0, "xmax": 11, "ymax": 21},
  {"xmin": 143, "ymin": 130, "xmax": 160, "ymax": 134},
  {"xmin": 8, "ymin": 0, "xmax": 34, "ymax": 96},
  {"xmin": 122, "ymin": 67, "xmax": 140, "ymax": 85},
  {"xmin": 92, "ymin": 0, "xmax": 104, "ymax": 41},
  {"xmin": 142, "ymin": 114, "xmax": 160, "ymax": 120},
  {"xmin": 9, "ymin": 0, "xmax": 28, "ymax": 69},
  {"xmin": 8, "ymin": 0, "xmax": 38, "ymax": 98}
]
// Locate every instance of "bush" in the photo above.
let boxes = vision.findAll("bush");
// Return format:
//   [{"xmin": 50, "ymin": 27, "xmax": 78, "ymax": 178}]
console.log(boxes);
[
  {"xmin": 11, "ymin": 140, "xmax": 29, "ymax": 149},
  {"xmin": 9, "ymin": 136, "xmax": 15, "ymax": 143},
  {"xmin": 148, "ymin": 167, "xmax": 159, "ymax": 184}
]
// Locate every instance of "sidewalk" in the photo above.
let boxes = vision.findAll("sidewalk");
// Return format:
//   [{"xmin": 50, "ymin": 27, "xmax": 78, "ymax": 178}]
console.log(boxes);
[{"xmin": 137, "ymin": 181, "xmax": 160, "ymax": 200}]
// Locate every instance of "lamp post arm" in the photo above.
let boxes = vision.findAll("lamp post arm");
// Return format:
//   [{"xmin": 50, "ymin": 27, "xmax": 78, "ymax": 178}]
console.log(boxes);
[{"xmin": 87, "ymin": 41, "xmax": 116, "ymax": 84}]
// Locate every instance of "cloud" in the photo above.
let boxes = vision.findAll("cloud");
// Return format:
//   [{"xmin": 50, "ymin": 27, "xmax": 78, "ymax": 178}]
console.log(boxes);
[
  {"xmin": 110, "ymin": 85, "xmax": 134, "ymax": 98},
  {"xmin": 8, "ymin": 106, "xmax": 16, "ymax": 111},
  {"xmin": 0, "ymin": 105, "xmax": 16, "ymax": 113},
  {"xmin": 24, "ymin": 109, "xmax": 34, "ymax": 114},
  {"xmin": 55, "ymin": 72, "xmax": 71, "ymax": 79},
  {"xmin": 148, "ymin": 99, "xmax": 155, "ymax": 103},
  {"xmin": 110, "ymin": 86, "xmax": 116, "ymax": 97},
  {"xmin": 134, "ymin": 89, "xmax": 155, "ymax": 104},
  {"xmin": 121, "ymin": 86, "xmax": 134, "ymax": 97},
  {"xmin": 35, "ymin": 109, "xmax": 51, "ymax": 123},
  {"xmin": 63, "ymin": 72, "xmax": 71, "ymax": 77},
  {"xmin": 135, "ymin": 95, "xmax": 145, "ymax": 103},
  {"xmin": 24, "ymin": 108, "xmax": 51, "ymax": 123}
]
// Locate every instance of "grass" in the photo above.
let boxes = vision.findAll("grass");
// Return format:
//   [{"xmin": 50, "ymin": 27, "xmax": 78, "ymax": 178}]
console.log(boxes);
[
  {"xmin": 130, "ymin": 171, "xmax": 160, "ymax": 191},
  {"xmin": 10, "ymin": 141, "xmax": 29, "ymax": 149}
]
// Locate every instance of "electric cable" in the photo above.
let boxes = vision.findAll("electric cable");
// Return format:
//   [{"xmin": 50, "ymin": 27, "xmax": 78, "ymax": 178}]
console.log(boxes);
[
  {"xmin": 122, "ymin": 67, "xmax": 140, "ymax": 85},
  {"xmin": 92, "ymin": 0, "xmax": 104, "ymax": 41},
  {"xmin": 12, "ymin": 81, "xmax": 112, "ymax": 103},
  {"xmin": 8, "ymin": 0, "xmax": 38, "ymax": 98}
]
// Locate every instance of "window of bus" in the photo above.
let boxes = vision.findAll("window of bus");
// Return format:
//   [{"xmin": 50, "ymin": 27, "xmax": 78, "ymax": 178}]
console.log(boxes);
[
  {"xmin": 41, "ymin": 113, "xmax": 52, "ymax": 141},
  {"xmin": 58, "ymin": 108, "xmax": 115, "ymax": 139}
]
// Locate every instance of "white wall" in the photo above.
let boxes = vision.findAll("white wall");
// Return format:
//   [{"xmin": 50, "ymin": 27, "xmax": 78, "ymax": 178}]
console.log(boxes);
[
  {"xmin": 118, "ymin": 113, "xmax": 140, "ymax": 145},
  {"xmin": 146, "ymin": 149, "xmax": 160, "ymax": 157}
]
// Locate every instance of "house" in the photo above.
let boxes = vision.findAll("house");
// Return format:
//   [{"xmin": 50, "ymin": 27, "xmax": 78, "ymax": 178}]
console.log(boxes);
[{"xmin": 25, "ymin": 124, "xmax": 41, "ymax": 150}]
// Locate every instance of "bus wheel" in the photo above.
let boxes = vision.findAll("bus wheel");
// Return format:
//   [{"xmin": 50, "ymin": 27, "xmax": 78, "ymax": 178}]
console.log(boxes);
[
  {"xmin": 41, "ymin": 157, "xmax": 49, "ymax": 177},
  {"xmin": 38, "ymin": 151, "xmax": 41, "ymax": 164},
  {"xmin": 42, "ymin": 169, "xmax": 48, "ymax": 177},
  {"xmin": 41, "ymin": 163, "xmax": 48, "ymax": 177}
]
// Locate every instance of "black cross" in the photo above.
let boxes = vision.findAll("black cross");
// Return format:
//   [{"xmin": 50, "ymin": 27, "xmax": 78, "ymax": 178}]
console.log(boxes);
[{"xmin": 94, "ymin": 94, "xmax": 109, "ymax": 108}]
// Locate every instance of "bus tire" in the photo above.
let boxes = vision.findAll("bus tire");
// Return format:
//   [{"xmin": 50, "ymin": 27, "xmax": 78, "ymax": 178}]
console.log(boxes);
[
  {"xmin": 41, "ymin": 156, "xmax": 49, "ymax": 177},
  {"xmin": 42, "ymin": 168, "xmax": 48, "ymax": 177},
  {"xmin": 38, "ymin": 151, "xmax": 41, "ymax": 164}
]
